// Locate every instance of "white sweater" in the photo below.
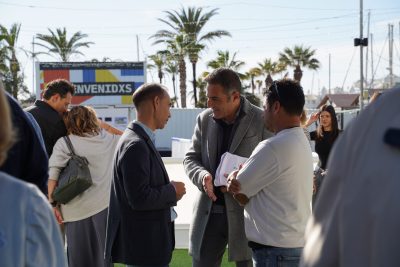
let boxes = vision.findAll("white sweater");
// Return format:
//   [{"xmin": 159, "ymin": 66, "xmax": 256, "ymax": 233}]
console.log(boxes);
[
  {"xmin": 49, "ymin": 130, "xmax": 120, "ymax": 222},
  {"xmin": 237, "ymin": 127, "xmax": 313, "ymax": 248}
]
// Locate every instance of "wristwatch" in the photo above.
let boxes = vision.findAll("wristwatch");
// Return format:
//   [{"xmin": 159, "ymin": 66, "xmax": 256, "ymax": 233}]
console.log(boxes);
[{"xmin": 50, "ymin": 201, "xmax": 58, "ymax": 207}]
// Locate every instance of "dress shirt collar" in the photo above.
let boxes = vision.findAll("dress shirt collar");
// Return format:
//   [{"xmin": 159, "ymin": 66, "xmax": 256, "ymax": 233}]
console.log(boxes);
[{"xmin": 134, "ymin": 120, "xmax": 156, "ymax": 144}]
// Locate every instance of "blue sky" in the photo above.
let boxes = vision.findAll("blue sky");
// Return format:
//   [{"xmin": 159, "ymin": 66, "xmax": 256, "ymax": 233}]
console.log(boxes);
[{"xmin": 1, "ymin": 0, "xmax": 400, "ymax": 102}]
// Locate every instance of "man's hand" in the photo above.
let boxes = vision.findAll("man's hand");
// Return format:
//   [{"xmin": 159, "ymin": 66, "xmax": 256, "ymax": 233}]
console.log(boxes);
[
  {"xmin": 202, "ymin": 174, "xmax": 217, "ymax": 201},
  {"xmin": 220, "ymin": 172, "xmax": 231, "ymax": 193},
  {"xmin": 226, "ymin": 170, "xmax": 240, "ymax": 194},
  {"xmin": 233, "ymin": 194, "xmax": 250, "ymax": 206},
  {"xmin": 171, "ymin": 181, "xmax": 186, "ymax": 201},
  {"xmin": 227, "ymin": 170, "xmax": 249, "ymax": 206}
]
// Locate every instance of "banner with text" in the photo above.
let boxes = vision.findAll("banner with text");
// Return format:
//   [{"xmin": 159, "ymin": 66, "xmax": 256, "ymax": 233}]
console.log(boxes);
[{"xmin": 36, "ymin": 62, "xmax": 146, "ymax": 105}]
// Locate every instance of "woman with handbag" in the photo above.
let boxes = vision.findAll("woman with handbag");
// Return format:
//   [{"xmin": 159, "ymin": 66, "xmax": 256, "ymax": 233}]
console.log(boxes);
[
  {"xmin": 305, "ymin": 104, "xmax": 341, "ymax": 205},
  {"xmin": 48, "ymin": 106, "xmax": 122, "ymax": 267}
]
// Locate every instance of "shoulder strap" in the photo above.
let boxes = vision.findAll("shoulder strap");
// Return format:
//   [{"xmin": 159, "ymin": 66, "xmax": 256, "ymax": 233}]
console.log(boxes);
[{"xmin": 63, "ymin": 136, "xmax": 76, "ymax": 156}]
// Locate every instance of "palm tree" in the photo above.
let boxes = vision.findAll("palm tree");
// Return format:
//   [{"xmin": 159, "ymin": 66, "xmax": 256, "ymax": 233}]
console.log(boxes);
[
  {"xmin": 257, "ymin": 58, "xmax": 287, "ymax": 88},
  {"xmin": 0, "ymin": 23, "xmax": 22, "ymax": 99},
  {"xmin": 192, "ymin": 71, "xmax": 209, "ymax": 108},
  {"xmin": 245, "ymin": 67, "xmax": 262, "ymax": 95},
  {"xmin": 187, "ymin": 42, "xmax": 205, "ymax": 105},
  {"xmin": 148, "ymin": 52, "xmax": 166, "ymax": 84},
  {"xmin": 164, "ymin": 58, "xmax": 179, "ymax": 107},
  {"xmin": 152, "ymin": 7, "xmax": 230, "ymax": 106},
  {"xmin": 35, "ymin": 27, "xmax": 93, "ymax": 62},
  {"xmin": 255, "ymin": 80, "xmax": 263, "ymax": 94},
  {"xmin": 278, "ymin": 45, "xmax": 320, "ymax": 83},
  {"xmin": 91, "ymin": 57, "xmax": 112, "ymax": 62},
  {"xmin": 207, "ymin": 50, "xmax": 245, "ymax": 72},
  {"xmin": 196, "ymin": 76, "xmax": 208, "ymax": 108},
  {"xmin": 151, "ymin": 29, "xmax": 190, "ymax": 108},
  {"xmin": 0, "ymin": 38, "xmax": 8, "ymax": 73},
  {"xmin": 0, "ymin": 43, "xmax": 8, "ymax": 74},
  {"xmin": 207, "ymin": 50, "xmax": 246, "ymax": 80},
  {"xmin": 169, "ymin": 35, "xmax": 189, "ymax": 108}
]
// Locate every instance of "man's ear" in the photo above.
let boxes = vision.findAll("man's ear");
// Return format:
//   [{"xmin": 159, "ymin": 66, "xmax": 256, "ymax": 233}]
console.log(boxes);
[
  {"xmin": 272, "ymin": 101, "xmax": 281, "ymax": 114},
  {"xmin": 232, "ymin": 91, "xmax": 240, "ymax": 101},
  {"xmin": 49, "ymin": 93, "xmax": 60, "ymax": 103},
  {"xmin": 153, "ymin": 95, "xmax": 160, "ymax": 110}
]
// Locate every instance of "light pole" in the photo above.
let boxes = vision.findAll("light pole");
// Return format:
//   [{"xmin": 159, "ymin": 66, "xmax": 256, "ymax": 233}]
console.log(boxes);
[{"xmin": 354, "ymin": 0, "xmax": 368, "ymax": 110}]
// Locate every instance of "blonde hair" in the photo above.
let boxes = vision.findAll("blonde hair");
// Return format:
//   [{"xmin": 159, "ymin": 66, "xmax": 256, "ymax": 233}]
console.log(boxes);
[
  {"xmin": 0, "ymin": 84, "xmax": 16, "ymax": 166},
  {"xmin": 64, "ymin": 106, "xmax": 100, "ymax": 137}
]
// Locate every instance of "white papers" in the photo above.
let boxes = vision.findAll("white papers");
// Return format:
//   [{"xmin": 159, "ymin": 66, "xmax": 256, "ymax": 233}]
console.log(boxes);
[{"xmin": 214, "ymin": 152, "xmax": 248, "ymax": 187}]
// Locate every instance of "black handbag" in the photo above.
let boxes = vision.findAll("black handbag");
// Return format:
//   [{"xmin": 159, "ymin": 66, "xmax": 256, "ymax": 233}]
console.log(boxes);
[{"xmin": 52, "ymin": 136, "xmax": 93, "ymax": 204}]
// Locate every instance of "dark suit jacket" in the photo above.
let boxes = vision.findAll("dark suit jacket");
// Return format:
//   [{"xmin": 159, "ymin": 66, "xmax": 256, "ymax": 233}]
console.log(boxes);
[{"xmin": 105, "ymin": 122, "xmax": 177, "ymax": 265}]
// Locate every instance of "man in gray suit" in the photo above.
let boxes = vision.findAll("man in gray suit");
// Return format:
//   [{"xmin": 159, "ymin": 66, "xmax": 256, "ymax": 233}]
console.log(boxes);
[{"xmin": 184, "ymin": 68, "xmax": 272, "ymax": 267}]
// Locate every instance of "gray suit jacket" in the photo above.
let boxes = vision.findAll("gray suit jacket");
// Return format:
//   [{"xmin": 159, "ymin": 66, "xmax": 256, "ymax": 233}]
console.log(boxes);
[{"xmin": 183, "ymin": 98, "xmax": 272, "ymax": 261}]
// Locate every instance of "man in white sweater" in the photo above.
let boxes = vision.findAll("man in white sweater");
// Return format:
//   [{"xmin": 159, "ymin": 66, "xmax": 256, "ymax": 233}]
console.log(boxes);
[{"xmin": 227, "ymin": 79, "xmax": 313, "ymax": 267}]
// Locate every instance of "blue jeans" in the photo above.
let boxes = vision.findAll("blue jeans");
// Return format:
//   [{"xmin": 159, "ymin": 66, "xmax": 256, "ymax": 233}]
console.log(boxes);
[{"xmin": 251, "ymin": 246, "xmax": 302, "ymax": 267}]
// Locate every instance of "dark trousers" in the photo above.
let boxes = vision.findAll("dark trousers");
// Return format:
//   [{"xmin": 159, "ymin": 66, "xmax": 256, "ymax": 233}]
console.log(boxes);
[{"xmin": 192, "ymin": 207, "xmax": 252, "ymax": 267}]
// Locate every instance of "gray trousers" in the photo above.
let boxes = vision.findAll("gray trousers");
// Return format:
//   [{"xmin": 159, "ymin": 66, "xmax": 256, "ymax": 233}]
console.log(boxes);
[
  {"xmin": 65, "ymin": 208, "xmax": 112, "ymax": 267},
  {"xmin": 192, "ymin": 211, "xmax": 252, "ymax": 267}
]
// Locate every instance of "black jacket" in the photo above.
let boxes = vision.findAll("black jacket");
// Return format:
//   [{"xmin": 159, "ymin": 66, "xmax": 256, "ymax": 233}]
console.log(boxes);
[
  {"xmin": 25, "ymin": 100, "xmax": 67, "ymax": 157},
  {"xmin": 105, "ymin": 122, "xmax": 176, "ymax": 265}
]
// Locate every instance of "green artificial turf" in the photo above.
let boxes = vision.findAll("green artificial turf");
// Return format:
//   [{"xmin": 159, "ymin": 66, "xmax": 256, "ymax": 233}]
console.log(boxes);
[{"xmin": 114, "ymin": 249, "xmax": 235, "ymax": 267}]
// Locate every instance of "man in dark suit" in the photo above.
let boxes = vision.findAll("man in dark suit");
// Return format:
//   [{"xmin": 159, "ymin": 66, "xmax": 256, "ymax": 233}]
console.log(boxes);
[
  {"xmin": 105, "ymin": 83, "xmax": 186, "ymax": 267},
  {"xmin": 25, "ymin": 79, "xmax": 74, "ymax": 157}
]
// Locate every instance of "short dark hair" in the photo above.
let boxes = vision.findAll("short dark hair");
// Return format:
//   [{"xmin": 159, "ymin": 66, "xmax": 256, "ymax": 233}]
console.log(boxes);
[
  {"xmin": 205, "ymin": 68, "xmax": 242, "ymax": 94},
  {"xmin": 266, "ymin": 79, "xmax": 304, "ymax": 116},
  {"xmin": 132, "ymin": 83, "xmax": 168, "ymax": 108},
  {"xmin": 43, "ymin": 79, "xmax": 75, "ymax": 100}
]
